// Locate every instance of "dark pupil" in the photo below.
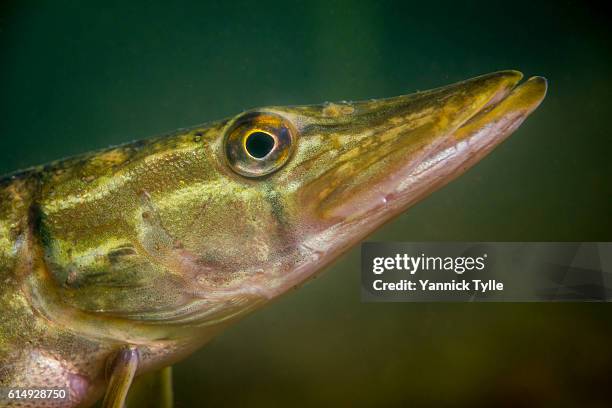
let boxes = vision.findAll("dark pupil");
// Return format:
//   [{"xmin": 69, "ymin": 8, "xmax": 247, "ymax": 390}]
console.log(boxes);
[{"xmin": 245, "ymin": 131, "xmax": 275, "ymax": 158}]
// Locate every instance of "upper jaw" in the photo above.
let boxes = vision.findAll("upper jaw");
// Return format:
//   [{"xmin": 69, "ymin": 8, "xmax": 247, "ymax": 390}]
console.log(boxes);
[
  {"xmin": 295, "ymin": 71, "xmax": 547, "ymax": 223},
  {"xmin": 408, "ymin": 74, "xmax": 548, "ymax": 205}
]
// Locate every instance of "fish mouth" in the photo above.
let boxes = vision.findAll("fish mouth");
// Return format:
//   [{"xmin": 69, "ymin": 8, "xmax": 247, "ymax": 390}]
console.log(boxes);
[
  {"xmin": 456, "ymin": 71, "xmax": 547, "ymax": 134},
  {"xmin": 305, "ymin": 70, "xmax": 548, "ymax": 223},
  {"xmin": 397, "ymin": 72, "xmax": 549, "ymax": 210},
  {"xmin": 464, "ymin": 70, "xmax": 526, "ymax": 119}
]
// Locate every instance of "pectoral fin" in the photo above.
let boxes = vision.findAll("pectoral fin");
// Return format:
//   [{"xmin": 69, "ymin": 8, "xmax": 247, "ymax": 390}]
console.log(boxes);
[
  {"xmin": 125, "ymin": 366, "xmax": 174, "ymax": 408},
  {"xmin": 103, "ymin": 346, "xmax": 140, "ymax": 408}
]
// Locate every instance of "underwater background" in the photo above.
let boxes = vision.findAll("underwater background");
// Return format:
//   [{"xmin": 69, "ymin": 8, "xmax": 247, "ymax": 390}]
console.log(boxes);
[{"xmin": 1, "ymin": 1, "xmax": 611, "ymax": 406}]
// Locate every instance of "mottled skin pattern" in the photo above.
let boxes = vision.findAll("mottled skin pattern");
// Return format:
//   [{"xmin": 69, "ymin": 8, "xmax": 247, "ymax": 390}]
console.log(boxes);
[{"xmin": 0, "ymin": 71, "xmax": 546, "ymax": 407}]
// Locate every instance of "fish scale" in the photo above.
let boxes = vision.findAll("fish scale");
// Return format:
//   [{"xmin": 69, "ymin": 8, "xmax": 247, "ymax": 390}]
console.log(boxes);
[{"xmin": 0, "ymin": 71, "xmax": 546, "ymax": 407}]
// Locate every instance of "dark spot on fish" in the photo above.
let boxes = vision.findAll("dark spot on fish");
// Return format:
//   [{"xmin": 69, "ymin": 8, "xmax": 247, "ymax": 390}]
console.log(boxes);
[
  {"xmin": 108, "ymin": 246, "xmax": 137, "ymax": 264},
  {"xmin": 262, "ymin": 183, "xmax": 297, "ymax": 256},
  {"xmin": 28, "ymin": 201, "xmax": 52, "ymax": 250}
]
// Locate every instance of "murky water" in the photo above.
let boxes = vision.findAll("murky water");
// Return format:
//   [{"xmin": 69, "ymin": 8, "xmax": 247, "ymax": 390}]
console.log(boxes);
[{"xmin": 1, "ymin": 1, "xmax": 610, "ymax": 406}]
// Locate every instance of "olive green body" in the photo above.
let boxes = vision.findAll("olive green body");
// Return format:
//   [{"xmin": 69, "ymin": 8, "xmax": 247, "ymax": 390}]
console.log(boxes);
[
  {"xmin": 0, "ymin": 71, "xmax": 547, "ymax": 407},
  {"xmin": 0, "ymin": 125, "xmax": 236, "ymax": 406}
]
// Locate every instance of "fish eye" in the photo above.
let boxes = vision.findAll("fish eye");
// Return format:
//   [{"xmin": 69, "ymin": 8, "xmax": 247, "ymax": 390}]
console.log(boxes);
[{"xmin": 224, "ymin": 112, "xmax": 296, "ymax": 178}]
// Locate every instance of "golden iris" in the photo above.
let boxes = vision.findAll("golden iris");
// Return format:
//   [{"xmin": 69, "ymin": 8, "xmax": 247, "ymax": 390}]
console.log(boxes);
[{"xmin": 224, "ymin": 112, "xmax": 296, "ymax": 177}]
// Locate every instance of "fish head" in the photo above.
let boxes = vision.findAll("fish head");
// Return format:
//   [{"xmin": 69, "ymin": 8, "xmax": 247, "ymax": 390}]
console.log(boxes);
[
  {"xmin": 203, "ymin": 71, "xmax": 546, "ymax": 304},
  {"xmin": 29, "ymin": 71, "xmax": 546, "ymax": 346}
]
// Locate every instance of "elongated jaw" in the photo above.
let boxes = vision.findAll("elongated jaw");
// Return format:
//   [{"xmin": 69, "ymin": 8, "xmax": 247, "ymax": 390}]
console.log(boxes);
[
  {"xmin": 369, "ymin": 73, "xmax": 549, "ymax": 221},
  {"xmin": 253, "ymin": 70, "xmax": 548, "ymax": 298},
  {"xmin": 311, "ymin": 71, "xmax": 548, "ymax": 222}
]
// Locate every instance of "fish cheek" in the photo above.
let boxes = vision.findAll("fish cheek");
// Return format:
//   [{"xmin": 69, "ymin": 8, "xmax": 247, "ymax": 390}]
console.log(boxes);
[
  {"xmin": 36, "ymin": 209, "xmax": 189, "ymax": 315},
  {"xmin": 46, "ymin": 243, "xmax": 188, "ymax": 315}
]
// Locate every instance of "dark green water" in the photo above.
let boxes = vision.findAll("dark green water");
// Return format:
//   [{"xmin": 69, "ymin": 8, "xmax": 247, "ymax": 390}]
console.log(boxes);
[{"xmin": 1, "ymin": 1, "xmax": 610, "ymax": 406}]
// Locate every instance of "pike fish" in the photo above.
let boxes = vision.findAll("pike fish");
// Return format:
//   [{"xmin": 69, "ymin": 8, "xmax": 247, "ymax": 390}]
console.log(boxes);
[{"xmin": 0, "ymin": 71, "xmax": 547, "ymax": 407}]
